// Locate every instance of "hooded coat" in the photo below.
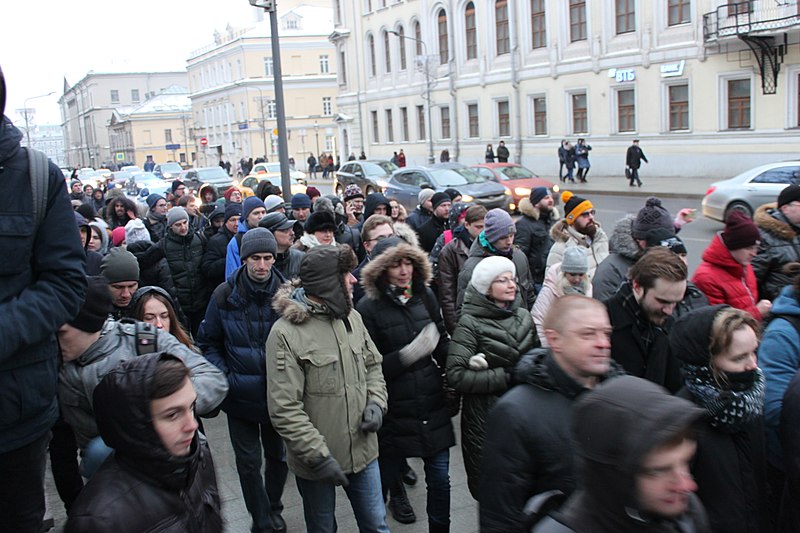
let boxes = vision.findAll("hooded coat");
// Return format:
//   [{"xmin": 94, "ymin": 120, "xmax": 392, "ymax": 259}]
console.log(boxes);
[
  {"xmin": 126, "ymin": 240, "xmax": 178, "ymax": 298},
  {"xmin": 406, "ymin": 205, "xmax": 432, "ymax": 232},
  {"xmin": 65, "ymin": 354, "xmax": 222, "ymax": 533},
  {"xmin": 752, "ymin": 203, "xmax": 800, "ymax": 301},
  {"xmin": 479, "ymin": 350, "xmax": 626, "ymax": 532},
  {"xmin": 546, "ymin": 219, "xmax": 609, "ymax": 278},
  {"xmin": 591, "ymin": 214, "xmax": 640, "ymax": 301},
  {"xmin": 357, "ymin": 240, "xmax": 455, "ymax": 458},
  {"xmin": 355, "ymin": 193, "xmax": 390, "ymax": 231},
  {"xmin": 162, "ymin": 228, "xmax": 208, "ymax": 313},
  {"xmin": 515, "ymin": 198, "xmax": 558, "ymax": 285},
  {"xmin": 447, "ymin": 284, "xmax": 539, "ymax": 498},
  {"xmin": 779, "ymin": 369, "xmax": 800, "ymax": 530}
]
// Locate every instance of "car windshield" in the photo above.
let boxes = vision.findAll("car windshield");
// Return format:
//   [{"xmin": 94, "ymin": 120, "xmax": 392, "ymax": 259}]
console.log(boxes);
[
  {"xmin": 430, "ymin": 167, "xmax": 486, "ymax": 186},
  {"xmin": 197, "ymin": 167, "xmax": 231, "ymax": 183},
  {"xmin": 363, "ymin": 162, "xmax": 398, "ymax": 176},
  {"xmin": 498, "ymin": 166, "xmax": 536, "ymax": 180},
  {"xmin": 160, "ymin": 163, "xmax": 182, "ymax": 173},
  {"xmin": 121, "ymin": 166, "xmax": 141, "ymax": 172}
]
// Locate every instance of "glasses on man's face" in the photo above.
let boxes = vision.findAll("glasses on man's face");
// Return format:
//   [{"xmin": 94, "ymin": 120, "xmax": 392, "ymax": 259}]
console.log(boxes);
[
  {"xmin": 367, "ymin": 234, "xmax": 392, "ymax": 243},
  {"xmin": 579, "ymin": 209, "xmax": 596, "ymax": 218}
]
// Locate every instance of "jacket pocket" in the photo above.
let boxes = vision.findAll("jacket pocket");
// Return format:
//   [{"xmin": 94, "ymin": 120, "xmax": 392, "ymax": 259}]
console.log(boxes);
[
  {"xmin": 302, "ymin": 351, "xmax": 342, "ymax": 396},
  {"xmin": 0, "ymin": 214, "xmax": 34, "ymax": 275}
]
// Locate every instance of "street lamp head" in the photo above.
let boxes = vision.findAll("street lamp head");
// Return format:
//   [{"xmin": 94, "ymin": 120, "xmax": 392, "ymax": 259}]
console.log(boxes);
[{"xmin": 248, "ymin": 0, "xmax": 275, "ymax": 10}]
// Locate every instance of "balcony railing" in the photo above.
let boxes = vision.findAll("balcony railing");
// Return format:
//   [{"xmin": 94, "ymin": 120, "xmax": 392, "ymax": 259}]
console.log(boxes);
[{"xmin": 704, "ymin": 1, "xmax": 800, "ymax": 41}]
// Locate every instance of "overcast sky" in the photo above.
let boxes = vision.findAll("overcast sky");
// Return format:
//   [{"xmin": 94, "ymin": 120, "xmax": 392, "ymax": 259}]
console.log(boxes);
[{"xmin": 2, "ymin": 0, "xmax": 259, "ymax": 126}]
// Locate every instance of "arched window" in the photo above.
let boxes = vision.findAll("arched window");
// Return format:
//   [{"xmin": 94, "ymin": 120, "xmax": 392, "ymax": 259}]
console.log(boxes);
[
  {"xmin": 414, "ymin": 21, "xmax": 422, "ymax": 56},
  {"xmin": 465, "ymin": 2, "xmax": 477, "ymax": 60},
  {"xmin": 437, "ymin": 9, "xmax": 449, "ymax": 64},
  {"xmin": 368, "ymin": 34, "xmax": 376, "ymax": 76},
  {"xmin": 383, "ymin": 30, "xmax": 391, "ymax": 73},
  {"xmin": 398, "ymin": 26, "xmax": 407, "ymax": 70},
  {"xmin": 496, "ymin": 0, "xmax": 509, "ymax": 55}
]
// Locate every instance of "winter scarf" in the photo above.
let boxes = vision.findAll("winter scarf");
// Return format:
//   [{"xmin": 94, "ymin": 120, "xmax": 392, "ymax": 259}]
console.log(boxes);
[{"xmin": 682, "ymin": 365, "xmax": 765, "ymax": 433}]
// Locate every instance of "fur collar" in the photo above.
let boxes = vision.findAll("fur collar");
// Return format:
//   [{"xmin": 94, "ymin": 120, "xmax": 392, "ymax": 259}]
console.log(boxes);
[
  {"xmin": 609, "ymin": 214, "xmax": 641, "ymax": 260},
  {"xmin": 550, "ymin": 218, "xmax": 601, "ymax": 245},
  {"xmin": 754, "ymin": 203, "xmax": 798, "ymax": 241},
  {"xmin": 360, "ymin": 242, "xmax": 431, "ymax": 301},
  {"xmin": 272, "ymin": 281, "xmax": 311, "ymax": 324},
  {"xmin": 519, "ymin": 197, "xmax": 560, "ymax": 222}
]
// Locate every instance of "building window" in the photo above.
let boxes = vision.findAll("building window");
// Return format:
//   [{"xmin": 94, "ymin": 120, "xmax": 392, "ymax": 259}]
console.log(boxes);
[
  {"xmin": 496, "ymin": 0, "xmax": 510, "ymax": 55},
  {"xmin": 400, "ymin": 107, "xmax": 409, "ymax": 141},
  {"xmin": 323, "ymin": 97, "xmax": 332, "ymax": 116},
  {"xmin": 569, "ymin": 0, "xmax": 587, "ymax": 42},
  {"xmin": 340, "ymin": 50, "xmax": 347, "ymax": 84},
  {"xmin": 366, "ymin": 0, "xmax": 372, "ymax": 11},
  {"xmin": 727, "ymin": 79, "xmax": 751, "ymax": 129},
  {"xmin": 438, "ymin": 9, "xmax": 449, "ymax": 64},
  {"xmin": 572, "ymin": 92, "xmax": 588, "ymax": 134},
  {"xmin": 414, "ymin": 21, "xmax": 423, "ymax": 56},
  {"xmin": 417, "ymin": 105, "xmax": 426, "ymax": 140},
  {"xmin": 285, "ymin": 18, "xmax": 298, "ymax": 29},
  {"xmin": 498, "ymin": 100, "xmax": 510, "ymax": 137},
  {"xmin": 465, "ymin": 2, "xmax": 477, "ymax": 60},
  {"xmin": 264, "ymin": 57, "xmax": 274, "ymax": 76},
  {"xmin": 368, "ymin": 35, "xmax": 377, "ymax": 77},
  {"xmin": 110, "ymin": 90, "xmax": 119, "ymax": 103},
  {"xmin": 165, "ymin": 129, "xmax": 173, "ymax": 143},
  {"xmin": 531, "ymin": 0, "xmax": 546, "ymax": 49},
  {"xmin": 386, "ymin": 109, "xmax": 394, "ymax": 142},
  {"xmin": 131, "ymin": 89, "xmax": 140, "ymax": 102},
  {"xmin": 615, "ymin": 0, "xmax": 635, "ymax": 34},
  {"xmin": 668, "ymin": 0, "xmax": 691, "ymax": 26},
  {"xmin": 143, "ymin": 130, "xmax": 152, "ymax": 145},
  {"xmin": 383, "ymin": 31, "xmax": 392, "ymax": 73},
  {"xmin": 533, "ymin": 96, "xmax": 547, "ymax": 135},
  {"xmin": 729, "ymin": 1, "xmax": 753, "ymax": 17},
  {"xmin": 398, "ymin": 26, "xmax": 407, "ymax": 70},
  {"xmin": 441, "ymin": 106, "xmax": 451, "ymax": 138},
  {"xmin": 468, "ymin": 103, "xmax": 479, "ymax": 138},
  {"xmin": 267, "ymin": 100, "xmax": 276, "ymax": 119},
  {"xmin": 669, "ymin": 84, "xmax": 689, "ymax": 130},
  {"xmin": 617, "ymin": 89, "xmax": 635, "ymax": 132},
  {"xmin": 320, "ymin": 55, "xmax": 330, "ymax": 73},
  {"xmin": 371, "ymin": 110, "xmax": 380, "ymax": 142}
]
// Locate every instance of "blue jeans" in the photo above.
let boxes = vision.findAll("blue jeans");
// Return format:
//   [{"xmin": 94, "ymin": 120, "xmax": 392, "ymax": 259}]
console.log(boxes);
[
  {"xmin": 228, "ymin": 416, "xmax": 288, "ymax": 532},
  {"xmin": 381, "ymin": 450, "xmax": 451, "ymax": 527},
  {"xmin": 296, "ymin": 459, "xmax": 389, "ymax": 533},
  {"xmin": 0, "ymin": 432, "xmax": 50, "ymax": 533}
]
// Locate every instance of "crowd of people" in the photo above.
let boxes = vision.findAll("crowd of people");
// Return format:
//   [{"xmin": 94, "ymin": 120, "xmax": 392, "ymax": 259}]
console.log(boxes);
[{"xmin": 4, "ymin": 88, "xmax": 800, "ymax": 532}]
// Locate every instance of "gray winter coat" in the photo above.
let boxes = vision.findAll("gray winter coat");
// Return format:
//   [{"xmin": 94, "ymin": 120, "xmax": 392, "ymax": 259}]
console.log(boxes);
[{"xmin": 591, "ymin": 215, "xmax": 640, "ymax": 301}]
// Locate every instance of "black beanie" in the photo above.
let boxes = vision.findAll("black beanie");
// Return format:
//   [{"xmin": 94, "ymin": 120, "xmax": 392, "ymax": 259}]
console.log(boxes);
[
  {"xmin": 431, "ymin": 192, "xmax": 451, "ymax": 210},
  {"xmin": 632, "ymin": 197, "xmax": 673, "ymax": 239},
  {"xmin": 68, "ymin": 276, "xmax": 112, "ymax": 333}
]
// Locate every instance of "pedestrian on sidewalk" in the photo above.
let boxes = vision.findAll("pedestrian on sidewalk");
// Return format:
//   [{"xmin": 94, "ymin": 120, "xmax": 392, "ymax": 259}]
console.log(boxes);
[
  {"xmin": 557, "ymin": 140, "xmax": 568, "ymax": 182},
  {"xmin": 496, "ymin": 141, "xmax": 510, "ymax": 163},
  {"xmin": 485, "ymin": 144, "xmax": 496, "ymax": 163},
  {"xmin": 575, "ymin": 138, "xmax": 592, "ymax": 183},
  {"xmin": 307, "ymin": 153, "xmax": 317, "ymax": 179},
  {"xmin": 626, "ymin": 139, "xmax": 648, "ymax": 187},
  {"xmin": 563, "ymin": 141, "xmax": 576, "ymax": 183}
]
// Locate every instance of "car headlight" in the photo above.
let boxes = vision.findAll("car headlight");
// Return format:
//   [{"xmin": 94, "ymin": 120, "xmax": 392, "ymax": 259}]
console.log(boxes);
[
  {"xmin": 503, "ymin": 188, "xmax": 512, "ymax": 196},
  {"xmin": 552, "ymin": 184, "xmax": 560, "ymax": 194},
  {"xmin": 460, "ymin": 194, "xmax": 474, "ymax": 202},
  {"xmin": 376, "ymin": 179, "xmax": 390, "ymax": 189},
  {"xmin": 514, "ymin": 187, "xmax": 531, "ymax": 197}
]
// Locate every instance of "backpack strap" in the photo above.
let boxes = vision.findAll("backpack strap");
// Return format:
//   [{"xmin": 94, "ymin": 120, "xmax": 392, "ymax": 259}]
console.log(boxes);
[
  {"xmin": 135, "ymin": 321, "xmax": 158, "ymax": 355},
  {"xmin": 26, "ymin": 147, "xmax": 49, "ymax": 231}
]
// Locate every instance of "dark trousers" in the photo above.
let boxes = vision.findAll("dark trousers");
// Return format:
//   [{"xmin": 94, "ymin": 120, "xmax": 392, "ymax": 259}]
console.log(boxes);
[
  {"xmin": 558, "ymin": 161, "xmax": 565, "ymax": 181},
  {"xmin": 628, "ymin": 167, "xmax": 641, "ymax": 186},
  {"xmin": 0, "ymin": 432, "xmax": 50, "ymax": 533},
  {"xmin": 49, "ymin": 415, "xmax": 83, "ymax": 511},
  {"xmin": 380, "ymin": 451, "xmax": 451, "ymax": 527},
  {"xmin": 227, "ymin": 415, "xmax": 288, "ymax": 532}
]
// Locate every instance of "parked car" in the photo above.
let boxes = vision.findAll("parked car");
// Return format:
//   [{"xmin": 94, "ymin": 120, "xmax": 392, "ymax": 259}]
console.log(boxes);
[
  {"xmin": 126, "ymin": 172, "xmax": 171, "ymax": 197},
  {"xmin": 249, "ymin": 162, "xmax": 307, "ymax": 184},
  {"xmin": 333, "ymin": 160, "xmax": 398, "ymax": 197},
  {"xmin": 153, "ymin": 162, "xmax": 183, "ymax": 180},
  {"xmin": 384, "ymin": 163, "xmax": 511, "ymax": 212},
  {"xmin": 470, "ymin": 163, "xmax": 558, "ymax": 211},
  {"xmin": 701, "ymin": 161, "xmax": 800, "ymax": 222},
  {"xmin": 239, "ymin": 173, "xmax": 307, "ymax": 196},
  {"xmin": 120, "ymin": 165, "xmax": 142, "ymax": 173},
  {"xmin": 180, "ymin": 166, "xmax": 236, "ymax": 196}
]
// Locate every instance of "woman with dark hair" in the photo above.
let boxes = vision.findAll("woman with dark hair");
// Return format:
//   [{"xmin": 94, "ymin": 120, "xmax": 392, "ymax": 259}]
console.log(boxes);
[
  {"xmin": 105, "ymin": 195, "xmax": 139, "ymax": 230},
  {"xmin": 132, "ymin": 286, "xmax": 195, "ymax": 350},
  {"xmin": 670, "ymin": 305, "xmax": 770, "ymax": 533}
]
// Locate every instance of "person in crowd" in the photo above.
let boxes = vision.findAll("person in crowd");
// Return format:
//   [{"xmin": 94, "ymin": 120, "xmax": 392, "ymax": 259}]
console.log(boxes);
[
  {"xmin": 144, "ymin": 193, "xmax": 169, "ymax": 243},
  {"xmin": 132, "ymin": 286, "xmax": 194, "ymax": 350},
  {"xmin": 557, "ymin": 140, "xmax": 568, "ymax": 182},
  {"xmin": 533, "ymin": 376, "xmax": 709, "ymax": 533},
  {"xmin": 226, "ymin": 196, "xmax": 267, "ymax": 278},
  {"xmin": 105, "ymin": 195, "xmax": 138, "ymax": 230},
  {"xmin": 532, "ymin": 247, "xmax": 592, "ymax": 346},
  {"xmin": 143, "ymin": 155, "xmax": 156, "ymax": 171},
  {"xmin": 294, "ymin": 210, "xmax": 338, "ymax": 252},
  {"xmin": 65, "ymin": 354, "xmax": 223, "ymax": 532},
  {"xmin": 359, "ymin": 150, "xmax": 368, "ymax": 160},
  {"xmin": 198, "ymin": 183, "xmax": 219, "ymax": 216},
  {"xmin": 344, "ymin": 184, "xmax": 366, "ymax": 226},
  {"xmin": 515, "ymin": 187, "xmax": 558, "ymax": 291},
  {"xmin": 693, "ymin": 210, "xmax": 772, "ymax": 320},
  {"xmin": 479, "ymin": 296, "xmax": 624, "ymax": 532},
  {"xmin": 101, "ymin": 248, "xmax": 141, "ymax": 319},
  {"xmin": 169, "ymin": 179, "xmax": 187, "ymax": 207},
  {"xmin": 111, "ymin": 226, "xmax": 126, "ymax": 249},
  {"xmin": 496, "ymin": 140, "xmax": 509, "ymax": 163},
  {"xmin": 260, "ymin": 212, "xmax": 305, "ymax": 280},
  {"xmin": 87, "ymin": 187, "xmax": 105, "ymax": 214},
  {"xmin": 162, "ymin": 207, "xmax": 208, "ymax": 336},
  {"xmin": 457, "ymin": 208, "xmax": 536, "ymax": 311},
  {"xmin": 397, "ymin": 149, "xmax": 406, "ymax": 167},
  {"xmin": 263, "ymin": 194, "xmax": 285, "ymax": 215},
  {"xmin": 429, "ymin": 202, "xmax": 472, "ymax": 286},
  {"xmin": 202, "ymin": 203, "xmax": 242, "ymax": 291},
  {"xmin": 289, "ymin": 193, "xmax": 312, "ymax": 228},
  {"xmin": 562, "ymin": 141, "xmax": 576, "ymax": 183},
  {"xmin": 605, "ymin": 247, "xmax": 687, "ymax": 392},
  {"xmin": 406, "ymin": 188, "xmax": 435, "ymax": 231},
  {"xmin": 388, "ymin": 197, "xmax": 407, "ymax": 224},
  {"xmin": 626, "ymin": 139, "xmax": 648, "ymax": 187},
  {"xmin": 574, "ymin": 138, "xmax": 591, "ymax": 183},
  {"xmin": 670, "ymin": 305, "xmax": 770, "ymax": 533},
  {"xmin": 224, "ymin": 186, "xmax": 244, "ymax": 205},
  {"xmin": 417, "ymin": 192, "xmax": 452, "ymax": 253},
  {"xmin": 547, "ymin": 191, "xmax": 609, "ymax": 277},
  {"xmin": 352, "ymin": 214, "xmax": 395, "ymax": 305},
  {"xmin": 448, "ymin": 256, "xmax": 539, "ymax": 499},
  {"xmin": 753, "ymin": 183, "xmax": 800, "ymax": 301},
  {"xmin": 485, "ymin": 144, "xmax": 495, "ymax": 163},
  {"xmin": 198, "ymin": 228, "xmax": 289, "ymax": 533},
  {"xmin": 69, "ymin": 180, "xmax": 86, "ymax": 202},
  {"xmin": 201, "ymin": 204, "xmax": 225, "ymax": 242},
  {"xmin": 443, "ymin": 188, "xmax": 462, "ymax": 203},
  {"xmin": 307, "ymin": 153, "xmax": 317, "ymax": 179},
  {"xmin": 355, "ymin": 192, "xmax": 391, "ymax": 231},
  {"xmin": 267, "ymin": 245, "xmax": 389, "ymax": 532},
  {"xmin": 313, "ymin": 196, "xmax": 364, "ymax": 259},
  {"xmin": 305, "ymin": 186, "xmax": 321, "ymax": 205},
  {"xmin": 75, "ymin": 212, "xmax": 103, "ymax": 275},
  {"xmin": 125, "ymin": 219, "xmax": 180, "ymax": 300},
  {"xmin": 86, "ymin": 220, "xmax": 109, "ymax": 255},
  {"xmin": 358, "ymin": 237, "xmax": 454, "ymax": 530},
  {"xmin": 780, "ymin": 367, "xmax": 800, "ymax": 530}
]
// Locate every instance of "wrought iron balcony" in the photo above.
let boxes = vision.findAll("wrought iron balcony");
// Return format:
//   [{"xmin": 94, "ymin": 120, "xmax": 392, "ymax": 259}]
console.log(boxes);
[{"xmin": 704, "ymin": 1, "xmax": 800, "ymax": 42}]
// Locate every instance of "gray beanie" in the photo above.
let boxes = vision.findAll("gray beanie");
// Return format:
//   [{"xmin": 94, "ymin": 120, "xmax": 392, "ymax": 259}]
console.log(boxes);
[
  {"xmin": 470, "ymin": 256, "xmax": 516, "ymax": 295},
  {"xmin": 240, "ymin": 227, "xmax": 277, "ymax": 260},
  {"xmin": 483, "ymin": 208, "xmax": 516, "ymax": 243},
  {"xmin": 101, "ymin": 248, "xmax": 140, "ymax": 283},
  {"xmin": 418, "ymin": 188, "xmax": 436, "ymax": 205},
  {"xmin": 632, "ymin": 197, "xmax": 673, "ymax": 239},
  {"xmin": 264, "ymin": 195, "xmax": 285, "ymax": 213},
  {"xmin": 166, "ymin": 206, "xmax": 189, "ymax": 227},
  {"xmin": 561, "ymin": 247, "xmax": 588, "ymax": 274}
]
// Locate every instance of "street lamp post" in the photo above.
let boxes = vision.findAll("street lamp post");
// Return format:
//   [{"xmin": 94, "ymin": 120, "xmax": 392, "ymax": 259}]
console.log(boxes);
[
  {"xmin": 21, "ymin": 91, "xmax": 55, "ymax": 148},
  {"xmin": 389, "ymin": 30, "xmax": 435, "ymax": 164},
  {"xmin": 314, "ymin": 121, "xmax": 320, "ymax": 158}
]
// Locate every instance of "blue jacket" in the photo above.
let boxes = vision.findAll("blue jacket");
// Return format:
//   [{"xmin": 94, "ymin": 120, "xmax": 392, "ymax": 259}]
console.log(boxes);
[
  {"xmin": 759, "ymin": 284, "xmax": 800, "ymax": 469},
  {"xmin": 224, "ymin": 219, "xmax": 249, "ymax": 279},
  {"xmin": 196, "ymin": 265, "xmax": 285, "ymax": 422},
  {"xmin": 0, "ymin": 117, "xmax": 87, "ymax": 453}
]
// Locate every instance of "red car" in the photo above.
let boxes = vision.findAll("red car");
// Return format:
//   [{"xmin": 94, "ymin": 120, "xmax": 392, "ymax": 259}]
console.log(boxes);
[{"xmin": 470, "ymin": 163, "xmax": 558, "ymax": 212}]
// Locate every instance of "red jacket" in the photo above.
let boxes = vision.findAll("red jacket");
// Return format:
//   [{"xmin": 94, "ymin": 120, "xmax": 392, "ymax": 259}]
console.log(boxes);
[{"xmin": 692, "ymin": 234, "xmax": 762, "ymax": 320}]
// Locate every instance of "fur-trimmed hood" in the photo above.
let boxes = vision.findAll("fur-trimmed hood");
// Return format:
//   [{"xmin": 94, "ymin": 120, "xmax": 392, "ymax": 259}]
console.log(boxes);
[
  {"xmin": 393, "ymin": 222, "xmax": 420, "ymax": 249},
  {"xmin": 360, "ymin": 240, "xmax": 431, "ymax": 301},
  {"xmin": 755, "ymin": 202, "xmax": 798, "ymax": 241},
  {"xmin": 608, "ymin": 214, "xmax": 641, "ymax": 260},
  {"xmin": 519, "ymin": 197, "xmax": 560, "ymax": 222},
  {"xmin": 550, "ymin": 218, "xmax": 602, "ymax": 245},
  {"xmin": 272, "ymin": 280, "xmax": 312, "ymax": 324}
]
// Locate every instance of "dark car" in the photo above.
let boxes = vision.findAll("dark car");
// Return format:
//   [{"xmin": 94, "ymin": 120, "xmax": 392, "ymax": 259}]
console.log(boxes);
[
  {"xmin": 384, "ymin": 163, "xmax": 511, "ymax": 212},
  {"xmin": 180, "ymin": 167, "xmax": 235, "ymax": 196},
  {"xmin": 153, "ymin": 162, "xmax": 183, "ymax": 181},
  {"xmin": 333, "ymin": 160, "xmax": 398, "ymax": 197}
]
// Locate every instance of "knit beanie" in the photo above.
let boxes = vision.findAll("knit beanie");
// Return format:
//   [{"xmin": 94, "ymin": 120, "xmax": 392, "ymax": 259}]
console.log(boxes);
[
  {"xmin": 470, "ymin": 256, "xmax": 516, "ymax": 295},
  {"xmin": 778, "ymin": 184, "xmax": 800, "ymax": 208},
  {"xmin": 208, "ymin": 204, "xmax": 225, "ymax": 222},
  {"xmin": 111, "ymin": 226, "xmax": 127, "ymax": 247},
  {"xmin": 483, "ymin": 208, "xmax": 516, "ymax": 243},
  {"xmin": 306, "ymin": 186, "xmax": 321, "ymax": 201},
  {"xmin": 76, "ymin": 203, "xmax": 96, "ymax": 221},
  {"xmin": 344, "ymin": 184, "xmax": 365, "ymax": 202},
  {"xmin": 291, "ymin": 193, "xmax": 312, "ymax": 209},
  {"xmin": 224, "ymin": 203, "xmax": 243, "ymax": 222},
  {"xmin": 561, "ymin": 247, "xmax": 588, "ymax": 274},
  {"xmin": 101, "ymin": 248, "xmax": 140, "ymax": 283},
  {"xmin": 71, "ymin": 199, "xmax": 83, "ymax": 210},
  {"xmin": 264, "ymin": 195, "xmax": 285, "ymax": 213},
  {"xmin": 171, "ymin": 180, "xmax": 185, "ymax": 194},
  {"xmin": 529, "ymin": 187, "xmax": 550, "ymax": 206},
  {"xmin": 444, "ymin": 188, "xmax": 461, "ymax": 201},
  {"xmin": 305, "ymin": 210, "xmax": 337, "ymax": 234},
  {"xmin": 68, "ymin": 276, "xmax": 112, "ymax": 333},
  {"xmin": 431, "ymin": 192, "xmax": 451, "ymax": 210},
  {"xmin": 721, "ymin": 211, "xmax": 760, "ymax": 250},
  {"xmin": 632, "ymin": 197, "xmax": 673, "ymax": 239},
  {"xmin": 146, "ymin": 193, "xmax": 165, "ymax": 210},
  {"xmin": 418, "ymin": 188, "xmax": 436, "ymax": 205},
  {"xmin": 125, "ymin": 218, "xmax": 151, "ymax": 245},
  {"xmin": 166, "ymin": 206, "xmax": 189, "ymax": 227},
  {"xmin": 240, "ymin": 227, "xmax": 277, "ymax": 259},
  {"xmin": 242, "ymin": 196, "xmax": 266, "ymax": 222},
  {"xmin": 223, "ymin": 187, "xmax": 240, "ymax": 203},
  {"xmin": 562, "ymin": 191, "xmax": 594, "ymax": 225},
  {"xmin": 645, "ymin": 227, "xmax": 686, "ymax": 255}
]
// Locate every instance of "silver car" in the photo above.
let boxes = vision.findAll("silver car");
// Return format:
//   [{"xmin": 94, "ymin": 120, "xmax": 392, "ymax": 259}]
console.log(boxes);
[{"xmin": 701, "ymin": 161, "xmax": 800, "ymax": 222}]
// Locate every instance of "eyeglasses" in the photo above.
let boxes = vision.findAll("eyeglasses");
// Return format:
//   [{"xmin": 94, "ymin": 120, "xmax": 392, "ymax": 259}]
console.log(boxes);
[
  {"xmin": 366, "ymin": 234, "xmax": 392, "ymax": 243},
  {"xmin": 492, "ymin": 277, "xmax": 516, "ymax": 285},
  {"xmin": 578, "ymin": 209, "xmax": 596, "ymax": 217}
]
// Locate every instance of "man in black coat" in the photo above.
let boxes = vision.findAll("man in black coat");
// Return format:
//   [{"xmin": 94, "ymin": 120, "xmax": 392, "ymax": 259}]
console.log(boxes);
[
  {"xmin": 496, "ymin": 140, "xmax": 510, "ymax": 163},
  {"xmin": 417, "ymin": 192, "xmax": 452, "ymax": 253},
  {"xmin": 479, "ymin": 296, "xmax": 624, "ymax": 533},
  {"xmin": 625, "ymin": 139, "xmax": 648, "ymax": 187},
  {"xmin": 515, "ymin": 187, "xmax": 557, "ymax": 290},
  {"xmin": 202, "ymin": 203, "xmax": 241, "ymax": 291}
]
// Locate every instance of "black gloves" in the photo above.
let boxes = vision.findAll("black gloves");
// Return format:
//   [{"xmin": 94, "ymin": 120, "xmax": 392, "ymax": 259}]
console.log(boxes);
[
  {"xmin": 311, "ymin": 455, "xmax": 349, "ymax": 487},
  {"xmin": 360, "ymin": 402, "xmax": 383, "ymax": 433}
]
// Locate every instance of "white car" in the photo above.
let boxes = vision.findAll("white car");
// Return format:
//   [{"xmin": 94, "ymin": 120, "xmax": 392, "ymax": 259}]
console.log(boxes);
[{"xmin": 250, "ymin": 162, "xmax": 307, "ymax": 184}]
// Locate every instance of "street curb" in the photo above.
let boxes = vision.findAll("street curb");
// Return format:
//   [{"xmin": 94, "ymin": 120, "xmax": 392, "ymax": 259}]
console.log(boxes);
[{"xmin": 584, "ymin": 189, "xmax": 706, "ymax": 200}]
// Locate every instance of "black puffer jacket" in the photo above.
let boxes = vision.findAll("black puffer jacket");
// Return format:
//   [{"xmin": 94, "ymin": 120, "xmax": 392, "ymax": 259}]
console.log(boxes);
[
  {"xmin": 127, "ymin": 240, "xmax": 178, "ymax": 298},
  {"xmin": 357, "ymin": 238, "xmax": 454, "ymax": 458},
  {"xmin": 65, "ymin": 354, "xmax": 222, "ymax": 532},
  {"xmin": 515, "ymin": 198, "xmax": 557, "ymax": 285},
  {"xmin": 417, "ymin": 214, "xmax": 450, "ymax": 253},
  {"xmin": 752, "ymin": 203, "xmax": 800, "ymax": 301},
  {"xmin": 479, "ymin": 350, "xmax": 626, "ymax": 532},
  {"xmin": 162, "ymin": 229, "xmax": 208, "ymax": 313},
  {"xmin": 201, "ymin": 225, "xmax": 236, "ymax": 291}
]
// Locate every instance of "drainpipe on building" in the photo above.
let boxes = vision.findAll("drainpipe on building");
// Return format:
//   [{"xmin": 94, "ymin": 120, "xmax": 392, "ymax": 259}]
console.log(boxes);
[
  {"xmin": 509, "ymin": 0, "xmax": 523, "ymax": 164},
  {"xmin": 448, "ymin": 0, "xmax": 459, "ymax": 163}
]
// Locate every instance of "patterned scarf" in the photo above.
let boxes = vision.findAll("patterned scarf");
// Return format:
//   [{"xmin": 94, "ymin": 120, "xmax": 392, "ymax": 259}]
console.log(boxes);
[
  {"xmin": 387, "ymin": 284, "xmax": 413, "ymax": 305},
  {"xmin": 682, "ymin": 364, "xmax": 765, "ymax": 433}
]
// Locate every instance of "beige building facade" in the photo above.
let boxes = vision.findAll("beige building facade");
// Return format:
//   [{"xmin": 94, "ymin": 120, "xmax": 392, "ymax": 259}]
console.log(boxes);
[
  {"xmin": 59, "ymin": 71, "xmax": 188, "ymax": 168},
  {"xmin": 187, "ymin": 1, "xmax": 340, "ymax": 171},
  {"xmin": 332, "ymin": 0, "xmax": 800, "ymax": 178}
]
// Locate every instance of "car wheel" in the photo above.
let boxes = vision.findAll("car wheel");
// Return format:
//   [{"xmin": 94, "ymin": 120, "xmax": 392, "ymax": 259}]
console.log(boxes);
[
  {"xmin": 365, "ymin": 185, "xmax": 376, "ymax": 195},
  {"xmin": 335, "ymin": 183, "xmax": 344, "ymax": 198},
  {"xmin": 724, "ymin": 201, "xmax": 753, "ymax": 221}
]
